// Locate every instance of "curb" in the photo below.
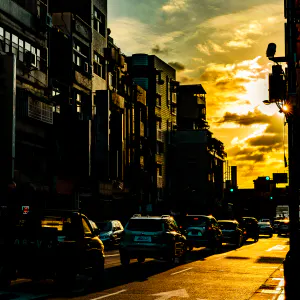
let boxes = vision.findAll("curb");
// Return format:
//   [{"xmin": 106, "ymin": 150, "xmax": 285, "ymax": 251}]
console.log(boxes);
[{"xmin": 249, "ymin": 264, "xmax": 285, "ymax": 299}]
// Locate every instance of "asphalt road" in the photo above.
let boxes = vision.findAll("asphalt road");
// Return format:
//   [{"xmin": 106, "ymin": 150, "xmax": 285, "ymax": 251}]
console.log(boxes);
[{"xmin": 1, "ymin": 234, "xmax": 289, "ymax": 300}]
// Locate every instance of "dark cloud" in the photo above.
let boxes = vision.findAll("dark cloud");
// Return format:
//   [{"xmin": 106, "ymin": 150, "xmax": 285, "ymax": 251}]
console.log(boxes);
[
  {"xmin": 151, "ymin": 45, "xmax": 169, "ymax": 55},
  {"xmin": 247, "ymin": 134, "xmax": 282, "ymax": 147},
  {"xmin": 216, "ymin": 108, "xmax": 271, "ymax": 126},
  {"xmin": 178, "ymin": 76, "xmax": 193, "ymax": 83},
  {"xmin": 215, "ymin": 78, "xmax": 248, "ymax": 93},
  {"xmin": 168, "ymin": 61, "xmax": 185, "ymax": 71},
  {"xmin": 238, "ymin": 153, "xmax": 265, "ymax": 162}
]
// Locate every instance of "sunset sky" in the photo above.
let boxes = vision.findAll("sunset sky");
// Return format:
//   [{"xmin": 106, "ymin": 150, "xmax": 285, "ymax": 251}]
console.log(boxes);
[{"xmin": 107, "ymin": 0, "xmax": 288, "ymax": 189}]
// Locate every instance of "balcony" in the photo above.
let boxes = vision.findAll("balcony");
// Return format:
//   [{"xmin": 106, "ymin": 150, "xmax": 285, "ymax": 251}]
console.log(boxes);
[
  {"xmin": 157, "ymin": 176, "xmax": 163, "ymax": 188},
  {"xmin": 172, "ymin": 93, "xmax": 177, "ymax": 104},
  {"xmin": 155, "ymin": 154, "xmax": 163, "ymax": 164}
]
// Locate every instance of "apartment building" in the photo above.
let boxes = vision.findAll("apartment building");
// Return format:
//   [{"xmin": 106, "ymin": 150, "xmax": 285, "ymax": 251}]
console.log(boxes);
[
  {"xmin": 0, "ymin": 0, "xmax": 53, "ymax": 209},
  {"xmin": 127, "ymin": 54, "xmax": 178, "ymax": 213},
  {"xmin": 171, "ymin": 84, "xmax": 226, "ymax": 215}
]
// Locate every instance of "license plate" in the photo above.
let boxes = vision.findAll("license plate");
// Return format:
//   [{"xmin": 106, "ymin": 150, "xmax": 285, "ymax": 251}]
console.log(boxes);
[{"xmin": 134, "ymin": 236, "xmax": 151, "ymax": 242}]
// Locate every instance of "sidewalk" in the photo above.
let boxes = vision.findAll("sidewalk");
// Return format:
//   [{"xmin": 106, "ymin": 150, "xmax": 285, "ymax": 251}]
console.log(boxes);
[{"xmin": 249, "ymin": 264, "xmax": 285, "ymax": 300}]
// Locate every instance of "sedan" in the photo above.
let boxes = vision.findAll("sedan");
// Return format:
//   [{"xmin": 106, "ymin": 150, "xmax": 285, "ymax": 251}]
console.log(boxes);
[
  {"xmin": 218, "ymin": 220, "xmax": 244, "ymax": 248},
  {"xmin": 258, "ymin": 221, "xmax": 273, "ymax": 237}
]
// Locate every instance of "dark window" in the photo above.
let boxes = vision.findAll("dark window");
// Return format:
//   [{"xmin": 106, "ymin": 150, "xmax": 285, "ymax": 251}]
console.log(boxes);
[
  {"xmin": 219, "ymin": 222, "xmax": 237, "ymax": 230},
  {"xmin": 94, "ymin": 7, "xmax": 106, "ymax": 37},
  {"xmin": 126, "ymin": 219, "xmax": 163, "ymax": 232},
  {"xmin": 82, "ymin": 217, "xmax": 92, "ymax": 235},
  {"xmin": 97, "ymin": 221, "xmax": 112, "ymax": 232},
  {"xmin": 184, "ymin": 216, "xmax": 208, "ymax": 227},
  {"xmin": 93, "ymin": 52, "xmax": 105, "ymax": 79}
]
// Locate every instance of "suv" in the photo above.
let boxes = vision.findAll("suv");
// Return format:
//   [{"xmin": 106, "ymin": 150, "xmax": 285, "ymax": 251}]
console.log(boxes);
[
  {"xmin": 0, "ymin": 209, "xmax": 105, "ymax": 287},
  {"xmin": 239, "ymin": 217, "xmax": 259, "ymax": 242},
  {"xmin": 95, "ymin": 220, "xmax": 124, "ymax": 247},
  {"xmin": 119, "ymin": 215, "xmax": 187, "ymax": 265},
  {"xmin": 180, "ymin": 215, "xmax": 223, "ymax": 252}
]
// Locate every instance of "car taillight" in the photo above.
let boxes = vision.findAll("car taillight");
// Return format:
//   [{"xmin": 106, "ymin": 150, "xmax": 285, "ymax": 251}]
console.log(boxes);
[
  {"xmin": 207, "ymin": 227, "xmax": 212, "ymax": 231},
  {"xmin": 179, "ymin": 225, "xmax": 183, "ymax": 229},
  {"xmin": 244, "ymin": 231, "xmax": 247, "ymax": 235}
]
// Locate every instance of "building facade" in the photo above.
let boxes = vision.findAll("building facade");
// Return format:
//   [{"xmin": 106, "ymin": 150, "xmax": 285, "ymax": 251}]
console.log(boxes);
[
  {"xmin": 0, "ymin": 0, "xmax": 53, "ymax": 210},
  {"xmin": 171, "ymin": 84, "xmax": 226, "ymax": 215},
  {"xmin": 127, "ymin": 54, "xmax": 178, "ymax": 213}
]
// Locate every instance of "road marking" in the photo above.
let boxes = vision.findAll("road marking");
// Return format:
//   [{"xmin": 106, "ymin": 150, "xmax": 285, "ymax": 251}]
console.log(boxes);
[
  {"xmin": 252, "ymin": 266, "xmax": 278, "ymax": 269},
  {"xmin": 151, "ymin": 289, "xmax": 189, "ymax": 299},
  {"xmin": 266, "ymin": 245, "xmax": 286, "ymax": 251},
  {"xmin": 170, "ymin": 267, "xmax": 193, "ymax": 276},
  {"xmin": 90, "ymin": 289, "xmax": 127, "ymax": 300},
  {"xmin": 105, "ymin": 254, "xmax": 120, "ymax": 257}
]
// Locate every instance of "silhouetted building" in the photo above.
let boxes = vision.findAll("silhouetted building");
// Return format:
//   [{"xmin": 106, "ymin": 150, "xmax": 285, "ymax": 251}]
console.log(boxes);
[
  {"xmin": 0, "ymin": 0, "xmax": 53, "ymax": 209},
  {"xmin": 171, "ymin": 84, "xmax": 226, "ymax": 215},
  {"xmin": 127, "ymin": 54, "xmax": 178, "ymax": 213}
]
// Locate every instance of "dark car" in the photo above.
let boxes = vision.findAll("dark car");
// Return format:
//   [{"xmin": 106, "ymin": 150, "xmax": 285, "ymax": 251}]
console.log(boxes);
[
  {"xmin": 258, "ymin": 221, "xmax": 273, "ymax": 237},
  {"xmin": 278, "ymin": 219, "xmax": 290, "ymax": 236},
  {"xmin": 218, "ymin": 220, "xmax": 244, "ymax": 248},
  {"xmin": 0, "ymin": 209, "xmax": 105, "ymax": 288},
  {"xmin": 96, "ymin": 220, "xmax": 124, "ymax": 247},
  {"xmin": 181, "ymin": 215, "xmax": 223, "ymax": 253},
  {"xmin": 119, "ymin": 214, "xmax": 187, "ymax": 265},
  {"xmin": 239, "ymin": 217, "xmax": 259, "ymax": 242}
]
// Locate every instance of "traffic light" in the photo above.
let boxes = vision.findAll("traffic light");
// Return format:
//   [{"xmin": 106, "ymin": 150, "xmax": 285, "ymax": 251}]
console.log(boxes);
[
  {"xmin": 266, "ymin": 176, "xmax": 270, "ymax": 180},
  {"xmin": 270, "ymin": 196, "xmax": 273, "ymax": 200},
  {"xmin": 230, "ymin": 188, "xmax": 234, "ymax": 192}
]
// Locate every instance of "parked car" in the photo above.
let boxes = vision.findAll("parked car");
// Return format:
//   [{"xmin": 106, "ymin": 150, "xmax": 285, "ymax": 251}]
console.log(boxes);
[
  {"xmin": 278, "ymin": 219, "xmax": 290, "ymax": 236},
  {"xmin": 119, "ymin": 214, "xmax": 187, "ymax": 265},
  {"xmin": 258, "ymin": 221, "xmax": 273, "ymax": 237},
  {"xmin": 96, "ymin": 220, "xmax": 124, "ymax": 247},
  {"xmin": 238, "ymin": 217, "xmax": 259, "ymax": 242},
  {"xmin": 218, "ymin": 220, "xmax": 244, "ymax": 248},
  {"xmin": 259, "ymin": 218, "xmax": 271, "ymax": 223},
  {"xmin": 0, "ymin": 209, "xmax": 105, "ymax": 288},
  {"xmin": 272, "ymin": 220, "xmax": 282, "ymax": 233},
  {"xmin": 181, "ymin": 215, "xmax": 223, "ymax": 253}
]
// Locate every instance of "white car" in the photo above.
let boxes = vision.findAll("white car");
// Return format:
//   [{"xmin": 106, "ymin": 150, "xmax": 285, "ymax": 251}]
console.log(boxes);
[{"xmin": 259, "ymin": 218, "xmax": 271, "ymax": 223}]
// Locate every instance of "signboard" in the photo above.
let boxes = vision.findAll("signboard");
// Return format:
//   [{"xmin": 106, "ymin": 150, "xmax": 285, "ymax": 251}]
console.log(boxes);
[
  {"xmin": 22, "ymin": 206, "xmax": 30, "ymax": 215},
  {"xmin": 273, "ymin": 173, "xmax": 288, "ymax": 183}
]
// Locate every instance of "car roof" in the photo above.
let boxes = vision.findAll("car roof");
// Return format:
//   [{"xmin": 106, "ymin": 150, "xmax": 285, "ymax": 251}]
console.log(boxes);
[
  {"xmin": 218, "ymin": 220, "xmax": 238, "ymax": 223},
  {"xmin": 185, "ymin": 215, "xmax": 213, "ymax": 218},
  {"xmin": 130, "ymin": 216, "xmax": 171, "ymax": 220}
]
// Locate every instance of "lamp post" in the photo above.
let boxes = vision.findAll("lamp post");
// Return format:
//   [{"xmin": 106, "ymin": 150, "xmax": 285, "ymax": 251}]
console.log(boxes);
[{"xmin": 264, "ymin": 0, "xmax": 299, "ymax": 297}]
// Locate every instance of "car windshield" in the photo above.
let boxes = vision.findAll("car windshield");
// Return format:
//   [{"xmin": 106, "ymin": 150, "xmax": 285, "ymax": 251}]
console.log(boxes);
[
  {"xmin": 126, "ymin": 219, "xmax": 163, "ymax": 232},
  {"xmin": 219, "ymin": 222, "xmax": 237, "ymax": 230},
  {"xmin": 97, "ymin": 221, "xmax": 112, "ymax": 232},
  {"xmin": 258, "ymin": 222, "xmax": 270, "ymax": 226},
  {"xmin": 184, "ymin": 216, "xmax": 208, "ymax": 227}
]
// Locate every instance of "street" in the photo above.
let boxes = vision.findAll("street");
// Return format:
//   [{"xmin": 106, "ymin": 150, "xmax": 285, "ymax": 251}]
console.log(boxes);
[{"xmin": 1, "ymin": 235, "xmax": 289, "ymax": 300}]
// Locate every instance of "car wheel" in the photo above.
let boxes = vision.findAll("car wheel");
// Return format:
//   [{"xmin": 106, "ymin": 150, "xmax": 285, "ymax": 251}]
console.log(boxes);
[
  {"xmin": 92, "ymin": 254, "xmax": 105, "ymax": 280},
  {"xmin": 188, "ymin": 245, "xmax": 193, "ymax": 252},
  {"xmin": 254, "ymin": 235, "xmax": 259, "ymax": 242},
  {"xmin": 120, "ymin": 251, "xmax": 130, "ymax": 266},
  {"xmin": 236, "ymin": 236, "xmax": 242, "ymax": 248},
  {"xmin": 0, "ymin": 266, "xmax": 11, "ymax": 289},
  {"xmin": 209, "ymin": 239, "xmax": 219, "ymax": 254},
  {"xmin": 137, "ymin": 257, "xmax": 145, "ymax": 263},
  {"xmin": 269, "ymin": 234, "xmax": 273, "ymax": 238},
  {"xmin": 165, "ymin": 245, "xmax": 176, "ymax": 264},
  {"xmin": 179, "ymin": 245, "xmax": 187, "ymax": 264}
]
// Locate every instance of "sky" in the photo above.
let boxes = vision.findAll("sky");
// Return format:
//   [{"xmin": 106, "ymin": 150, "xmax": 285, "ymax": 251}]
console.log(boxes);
[{"xmin": 107, "ymin": 0, "xmax": 288, "ymax": 189}]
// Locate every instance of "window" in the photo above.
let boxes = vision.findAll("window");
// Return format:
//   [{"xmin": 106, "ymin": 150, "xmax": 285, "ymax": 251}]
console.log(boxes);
[
  {"xmin": 76, "ymin": 93, "xmax": 82, "ymax": 113},
  {"xmin": 18, "ymin": 39, "xmax": 24, "ymax": 61},
  {"xmin": 5, "ymin": 31, "xmax": 10, "ymax": 53},
  {"xmin": 73, "ymin": 39, "xmax": 88, "ymax": 70},
  {"xmin": 0, "ymin": 27, "xmax": 3, "ymax": 41},
  {"xmin": 11, "ymin": 34, "xmax": 18, "ymax": 56},
  {"xmin": 157, "ymin": 165, "xmax": 162, "ymax": 176},
  {"xmin": 156, "ymin": 96, "xmax": 161, "ymax": 107},
  {"xmin": 94, "ymin": 7, "xmax": 106, "ymax": 37},
  {"xmin": 167, "ymin": 80, "xmax": 171, "ymax": 106},
  {"xmin": 82, "ymin": 218, "xmax": 92, "ymax": 235},
  {"xmin": 93, "ymin": 52, "xmax": 105, "ymax": 78},
  {"xmin": 171, "ymin": 106, "xmax": 177, "ymax": 115},
  {"xmin": 156, "ymin": 119, "xmax": 162, "ymax": 130}
]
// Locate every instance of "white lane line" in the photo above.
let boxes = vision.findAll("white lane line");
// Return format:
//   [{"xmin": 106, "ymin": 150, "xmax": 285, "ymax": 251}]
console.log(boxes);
[
  {"xmin": 266, "ymin": 245, "xmax": 286, "ymax": 251},
  {"xmin": 105, "ymin": 254, "xmax": 120, "ymax": 257},
  {"xmin": 90, "ymin": 289, "xmax": 127, "ymax": 300},
  {"xmin": 252, "ymin": 266, "xmax": 278, "ymax": 269},
  {"xmin": 170, "ymin": 267, "xmax": 193, "ymax": 276}
]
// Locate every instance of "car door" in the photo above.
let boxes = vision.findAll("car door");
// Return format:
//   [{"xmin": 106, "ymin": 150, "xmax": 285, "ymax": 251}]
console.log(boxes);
[{"xmin": 81, "ymin": 216, "xmax": 102, "ymax": 270}]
